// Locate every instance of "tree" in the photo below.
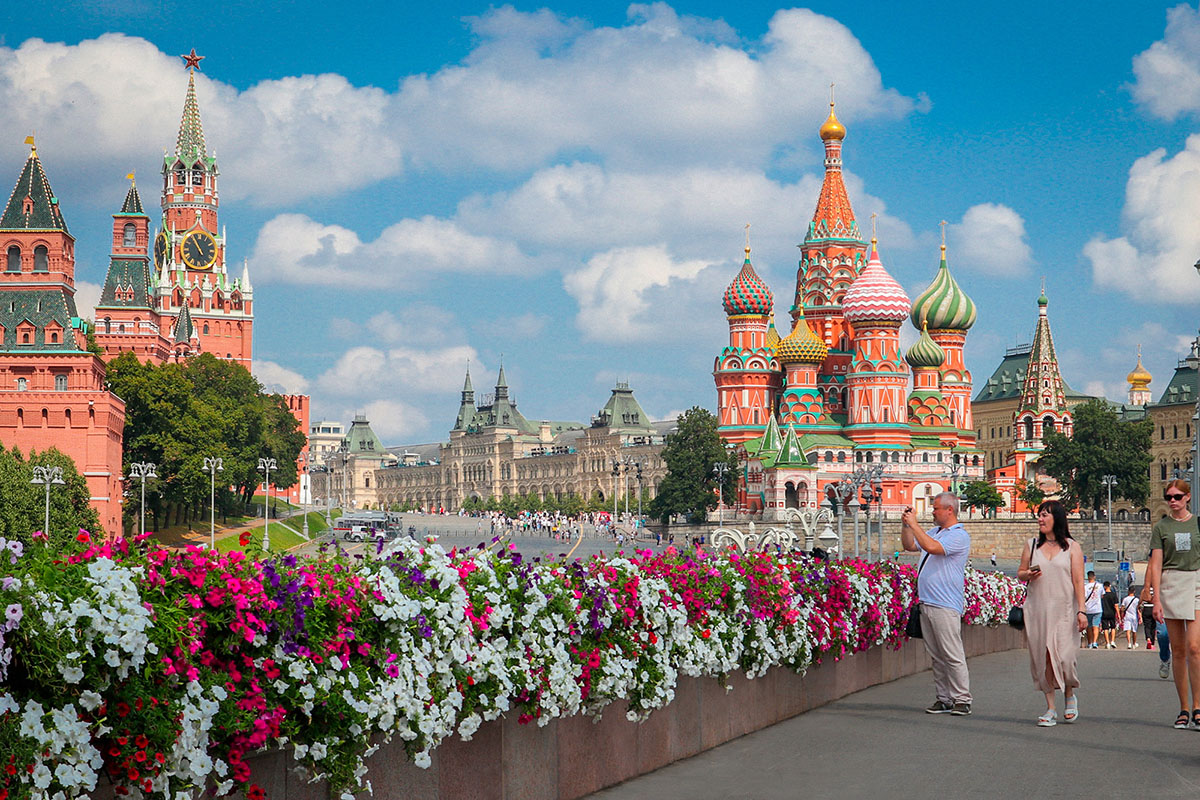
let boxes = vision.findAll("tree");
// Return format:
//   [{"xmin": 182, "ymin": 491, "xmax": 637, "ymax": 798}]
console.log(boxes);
[
  {"xmin": 961, "ymin": 480, "xmax": 1005, "ymax": 517},
  {"xmin": 0, "ymin": 445, "xmax": 102, "ymax": 547},
  {"xmin": 1037, "ymin": 398, "xmax": 1153, "ymax": 512},
  {"xmin": 105, "ymin": 353, "xmax": 305, "ymax": 531},
  {"xmin": 648, "ymin": 407, "xmax": 737, "ymax": 524},
  {"xmin": 1014, "ymin": 478, "xmax": 1046, "ymax": 517}
]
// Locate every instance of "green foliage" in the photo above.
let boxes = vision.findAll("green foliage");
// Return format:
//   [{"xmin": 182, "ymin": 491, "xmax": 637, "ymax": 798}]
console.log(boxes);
[
  {"xmin": 585, "ymin": 491, "xmax": 607, "ymax": 513},
  {"xmin": 962, "ymin": 480, "xmax": 1005, "ymax": 515},
  {"xmin": 1015, "ymin": 478, "xmax": 1046, "ymax": 517},
  {"xmin": 1038, "ymin": 398, "xmax": 1153, "ymax": 511},
  {"xmin": 648, "ymin": 407, "xmax": 737, "ymax": 523},
  {"xmin": 105, "ymin": 352, "xmax": 306, "ymax": 531},
  {"xmin": 0, "ymin": 445, "xmax": 103, "ymax": 546}
]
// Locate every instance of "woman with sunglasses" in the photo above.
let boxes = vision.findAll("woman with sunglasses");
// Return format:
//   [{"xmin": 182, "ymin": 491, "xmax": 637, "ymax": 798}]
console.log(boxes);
[{"xmin": 1149, "ymin": 479, "xmax": 1200, "ymax": 729}]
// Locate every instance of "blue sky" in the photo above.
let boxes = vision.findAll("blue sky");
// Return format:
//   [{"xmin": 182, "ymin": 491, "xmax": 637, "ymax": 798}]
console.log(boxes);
[{"xmin": 4, "ymin": 2, "xmax": 1200, "ymax": 443}]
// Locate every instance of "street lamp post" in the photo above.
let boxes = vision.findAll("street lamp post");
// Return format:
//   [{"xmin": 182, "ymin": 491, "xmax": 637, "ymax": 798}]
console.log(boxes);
[
  {"xmin": 712, "ymin": 461, "xmax": 730, "ymax": 526},
  {"xmin": 30, "ymin": 465, "xmax": 65, "ymax": 537},
  {"xmin": 635, "ymin": 462, "xmax": 644, "ymax": 523},
  {"xmin": 299, "ymin": 452, "xmax": 310, "ymax": 539},
  {"xmin": 1101, "ymin": 474, "xmax": 1117, "ymax": 550},
  {"xmin": 611, "ymin": 458, "xmax": 621, "ymax": 527},
  {"xmin": 258, "ymin": 457, "xmax": 277, "ymax": 552},
  {"xmin": 202, "ymin": 457, "xmax": 224, "ymax": 550},
  {"xmin": 128, "ymin": 462, "xmax": 158, "ymax": 538}
]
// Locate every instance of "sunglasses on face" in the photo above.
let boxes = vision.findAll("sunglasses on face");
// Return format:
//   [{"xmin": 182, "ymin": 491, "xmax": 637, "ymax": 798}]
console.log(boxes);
[{"xmin": 1166, "ymin": 493, "xmax": 1188, "ymax": 501}]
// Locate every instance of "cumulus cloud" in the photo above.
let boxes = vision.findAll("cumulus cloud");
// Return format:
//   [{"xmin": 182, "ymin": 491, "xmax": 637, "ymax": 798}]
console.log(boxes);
[
  {"xmin": 249, "ymin": 213, "xmax": 537, "ymax": 287},
  {"xmin": 1131, "ymin": 4, "xmax": 1200, "ymax": 120},
  {"xmin": 397, "ymin": 4, "xmax": 914, "ymax": 172},
  {"xmin": 315, "ymin": 344, "xmax": 481, "ymax": 397},
  {"xmin": 73, "ymin": 280, "xmax": 102, "ymax": 322},
  {"xmin": 563, "ymin": 244, "xmax": 725, "ymax": 341},
  {"xmin": 947, "ymin": 203, "xmax": 1033, "ymax": 276},
  {"xmin": 1084, "ymin": 136, "xmax": 1200, "ymax": 303},
  {"xmin": 0, "ymin": 34, "xmax": 401, "ymax": 205},
  {"xmin": 356, "ymin": 399, "xmax": 430, "ymax": 443},
  {"xmin": 253, "ymin": 360, "xmax": 311, "ymax": 395}
]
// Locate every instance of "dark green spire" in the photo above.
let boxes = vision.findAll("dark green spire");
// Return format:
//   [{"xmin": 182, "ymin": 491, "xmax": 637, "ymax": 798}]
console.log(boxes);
[
  {"xmin": 453, "ymin": 366, "xmax": 477, "ymax": 431},
  {"xmin": 119, "ymin": 181, "xmax": 144, "ymax": 215},
  {"xmin": 1, "ymin": 147, "xmax": 69, "ymax": 233},
  {"xmin": 176, "ymin": 71, "xmax": 207, "ymax": 163},
  {"xmin": 172, "ymin": 304, "xmax": 195, "ymax": 344}
]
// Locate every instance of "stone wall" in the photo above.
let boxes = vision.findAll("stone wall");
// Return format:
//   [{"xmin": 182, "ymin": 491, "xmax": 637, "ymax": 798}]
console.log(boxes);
[
  {"xmin": 199, "ymin": 624, "xmax": 1023, "ymax": 800},
  {"xmin": 646, "ymin": 517, "xmax": 1152, "ymax": 560}
]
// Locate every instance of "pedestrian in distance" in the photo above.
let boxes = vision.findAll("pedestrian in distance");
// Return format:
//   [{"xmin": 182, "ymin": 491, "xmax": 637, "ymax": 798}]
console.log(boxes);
[
  {"xmin": 1083, "ymin": 571, "xmax": 1103, "ymax": 649},
  {"xmin": 1120, "ymin": 585, "xmax": 1141, "ymax": 650},
  {"xmin": 1142, "ymin": 583, "xmax": 1158, "ymax": 649},
  {"xmin": 901, "ymin": 492, "xmax": 972, "ymax": 717},
  {"xmin": 1101, "ymin": 581, "xmax": 1119, "ymax": 648},
  {"xmin": 991, "ymin": 551, "xmax": 997, "ymax": 568},
  {"xmin": 1018, "ymin": 500, "xmax": 1085, "ymax": 727},
  {"xmin": 1148, "ymin": 479, "xmax": 1200, "ymax": 730}
]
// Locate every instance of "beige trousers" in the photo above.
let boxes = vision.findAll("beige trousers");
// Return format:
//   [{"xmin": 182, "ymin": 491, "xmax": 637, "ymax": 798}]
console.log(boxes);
[{"xmin": 921, "ymin": 602, "xmax": 971, "ymax": 704}]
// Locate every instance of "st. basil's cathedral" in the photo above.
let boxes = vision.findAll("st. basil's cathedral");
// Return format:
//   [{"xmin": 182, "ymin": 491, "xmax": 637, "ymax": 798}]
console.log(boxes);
[{"xmin": 714, "ymin": 102, "xmax": 985, "ymax": 519}]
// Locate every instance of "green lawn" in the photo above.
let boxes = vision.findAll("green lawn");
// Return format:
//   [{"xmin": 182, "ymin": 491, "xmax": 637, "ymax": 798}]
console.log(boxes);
[{"xmin": 215, "ymin": 522, "xmax": 307, "ymax": 554}]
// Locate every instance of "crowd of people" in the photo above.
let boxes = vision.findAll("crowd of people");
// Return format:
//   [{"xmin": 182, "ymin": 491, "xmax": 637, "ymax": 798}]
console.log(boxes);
[{"xmin": 904, "ymin": 479, "xmax": 1200, "ymax": 728}]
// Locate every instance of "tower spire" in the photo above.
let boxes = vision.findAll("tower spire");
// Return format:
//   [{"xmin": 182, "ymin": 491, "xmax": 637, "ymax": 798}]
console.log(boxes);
[{"xmin": 176, "ymin": 69, "xmax": 207, "ymax": 162}]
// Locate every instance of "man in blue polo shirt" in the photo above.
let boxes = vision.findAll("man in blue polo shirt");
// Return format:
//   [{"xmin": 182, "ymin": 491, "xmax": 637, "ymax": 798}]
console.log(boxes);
[{"xmin": 901, "ymin": 492, "xmax": 972, "ymax": 716}]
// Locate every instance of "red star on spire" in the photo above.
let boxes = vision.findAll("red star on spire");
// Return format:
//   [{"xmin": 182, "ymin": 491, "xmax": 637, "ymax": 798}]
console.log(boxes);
[{"xmin": 181, "ymin": 48, "xmax": 204, "ymax": 71}]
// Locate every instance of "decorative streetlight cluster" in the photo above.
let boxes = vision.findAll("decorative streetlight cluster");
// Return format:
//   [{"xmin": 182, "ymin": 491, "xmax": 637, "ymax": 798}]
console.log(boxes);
[
  {"xmin": 258, "ymin": 457, "xmax": 277, "ymax": 553},
  {"xmin": 202, "ymin": 457, "xmax": 224, "ymax": 550},
  {"xmin": 1101, "ymin": 474, "xmax": 1117, "ymax": 550},
  {"xmin": 30, "ymin": 465, "xmax": 66, "ymax": 536},
  {"xmin": 826, "ymin": 464, "xmax": 885, "ymax": 560},
  {"xmin": 712, "ymin": 461, "xmax": 731, "ymax": 525},
  {"xmin": 128, "ymin": 461, "xmax": 158, "ymax": 537},
  {"xmin": 609, "ymin": 456, "xmax": 643, "ymax": 526}
]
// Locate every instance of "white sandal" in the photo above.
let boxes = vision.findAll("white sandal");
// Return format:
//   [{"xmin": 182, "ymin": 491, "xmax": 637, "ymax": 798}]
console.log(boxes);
[
  {"xmin": 1064, "ymin": 697, "xmax": 1078, "ymax": 723},
  {"xmin": 1037, "ymin": 710, "xmax": 1057, "ymax": 727}
]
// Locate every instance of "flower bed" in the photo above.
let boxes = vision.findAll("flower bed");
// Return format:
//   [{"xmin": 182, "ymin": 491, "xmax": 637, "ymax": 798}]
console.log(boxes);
[{"xmin": 0, "ymin": 532, "xmax": 1023, "ymax": 800}]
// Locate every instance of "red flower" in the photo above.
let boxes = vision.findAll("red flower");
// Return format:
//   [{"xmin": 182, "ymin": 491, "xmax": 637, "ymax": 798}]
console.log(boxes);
[
  {"xmin": 116, "ymin": 703, "xmax": 130, "ymax": 718},
  {"xmin": 239, "ymin": 532, "xmax": 252, "ymax": 546},
  {"xmin": 76, "ymin": 531, "xmax": 91, "ymax": 544},
  {"xmin": 247, "ymin": 785, "xmax": 266, "ymax": 800},
  {"xmin": 701, "ymin": 629, "xmax": 711, "ymax": 639}
]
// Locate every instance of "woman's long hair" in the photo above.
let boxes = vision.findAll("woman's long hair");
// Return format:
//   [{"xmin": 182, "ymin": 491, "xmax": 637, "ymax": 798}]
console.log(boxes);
[{"xmin": 1037, "ymin": 499, "xmax": 1072, "ymax": 551}]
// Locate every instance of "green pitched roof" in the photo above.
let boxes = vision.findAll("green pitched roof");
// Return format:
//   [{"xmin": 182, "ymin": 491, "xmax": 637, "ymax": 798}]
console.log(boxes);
[
  {"xmin": 777, "ymin": 425, "xmax": 806, "ymax": 465},
  {"xmin": 172, "ymin": 304, "xmax": 194, "ymax": 344},
  {"xmin": 97, "ymin": 259, "xmax": 153, "ymax": 309},
  {"xmin": 1153, "ymin": 358, "xmax": 1199, "ymax": 408},
  {"xmin": 119, "ymin": 182, "xmax": 145, "ymax": 215},
  {"xmin": 345, "ymin": 414, "xmax": 393, "ymax": 459},
  {"xmin": 176, "ymin": 72, "xmax": 207, "ymax": 163},
  {"xmin": 594, "ymin": 382, "xmax": 654, "ymax": 432},
  {"xmin": 758, "ymin": 414, "xmax": 782, "ymax": 453},
  {"xmin": 1, "ymin": 151, "xmax": 68, "ymax": 233},
  {"xmin": 0, "ymin": 289, "xmax": 83, "ymax": 352}
]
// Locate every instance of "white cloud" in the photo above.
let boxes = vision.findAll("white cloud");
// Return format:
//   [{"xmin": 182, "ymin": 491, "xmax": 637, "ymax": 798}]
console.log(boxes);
[
  {"xmin": 396, "ymin": 5, "xmax": 914, "ymax": 173},
  {"xmin": 249, "ymin": 213, "xmax": 537, "ymax": 287},
  {"xmin": 947, "ymin": 203, "xmax": 1033, "ymax": 277},
  {"xmin": 73, "ymin": 280, "xmax": 101, "ymax": 321},
  {"xmin": 357, "ymin": 399, "xmax": 430, "ymax": 443},
  {"xmin": 253, "ymin": 360, "xmax": 311, "ymax": 395},
  {"xmin": 0, "ymin": 34, "xmax": 401, "ymax": 205},
  {"xmin": 563, "ymin": 244, "xmax": 724, "ymax": 341},
  {"xmin": 1131, "ymin": 4, "xmax": 1200, "ymax": 120},
  {"xmin": 315, "ymin": 344, "xmax": 481, "ymax": 397},
  {"xmin": 1084, "ymin": 136, "xmax": 1200, "ymax": 303}
]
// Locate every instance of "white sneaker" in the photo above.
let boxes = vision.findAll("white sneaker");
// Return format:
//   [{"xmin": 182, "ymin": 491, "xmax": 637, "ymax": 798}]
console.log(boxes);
[{"xmin": 1161, "ymin": 661, "xmax": 1171, "ymax": 680}]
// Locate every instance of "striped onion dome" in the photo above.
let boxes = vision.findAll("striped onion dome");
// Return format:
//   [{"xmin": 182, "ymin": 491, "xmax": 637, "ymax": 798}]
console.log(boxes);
[
  {"xmin": 909, "ymin": 245, "xmax": 977, "ymax": 331},
  {"xmin": 765, "ymin": 314, "xmax": 781, "ymax": 352},
  {"xmin": 843, "ymin": 240, "xmax": 910, "ymax": 325},
  {"xmin": 775, "ymin": 308, "xmax": 828, "ymax": 364},
  {"xmin": 723, "ymin": 247, "xmax": 773, "ymax": 316},
  {"xmin": 905, "ymin": 321, "xmax": 946, "ymax": 368}
]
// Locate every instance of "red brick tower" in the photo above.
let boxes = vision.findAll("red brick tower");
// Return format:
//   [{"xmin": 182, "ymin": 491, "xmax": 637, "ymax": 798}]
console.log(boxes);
[
  {"xmin": 0, "ymin": 140, "xmax": 126, "ymax": 535},
  {"xmin": 153, "ymin": 53, "xmax": 253, "ymax": 366}
]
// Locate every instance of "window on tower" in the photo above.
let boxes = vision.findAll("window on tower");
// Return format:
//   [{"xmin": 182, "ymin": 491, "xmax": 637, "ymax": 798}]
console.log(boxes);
[
  {"xmin": 5, "ymin": 246, "xmax": 19, "ymax": 272},
  {"xmin": 123, "ymin": 224, "xmax": 136, "ymax": 247},
  {"xmin": 33, "ymin": 246, "xmax": 48, "ymax": 273},
  {"xmin": 192, "ymin": 164, "xmax": 204, "ymax": 186}
]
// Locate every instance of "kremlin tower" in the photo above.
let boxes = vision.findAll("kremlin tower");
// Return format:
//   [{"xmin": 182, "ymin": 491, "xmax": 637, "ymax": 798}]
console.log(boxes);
[
  {"xmin": 716, "ymin": 103, "xmax": 984, "ymax": 520},
  {"xmin": 1127, "ymin": 347, "xmax": 1153, "ymax": 407}
]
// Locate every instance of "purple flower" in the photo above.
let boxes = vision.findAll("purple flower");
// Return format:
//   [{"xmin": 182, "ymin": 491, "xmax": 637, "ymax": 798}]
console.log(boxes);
[
  {"xmin": 5, "ymin": 604, "xmax": 21, "ymax": 624},
  {"xmin": 5, "ymin": 541, "xmax": 21, "ymax": 558}
]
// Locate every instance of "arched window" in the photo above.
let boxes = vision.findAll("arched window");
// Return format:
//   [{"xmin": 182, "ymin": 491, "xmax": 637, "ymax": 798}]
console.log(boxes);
[
  {"xmin": 54, "ymin": 374, "xmax": 67, "ymax": 391},
  {"xmin": 175, "ymin": 162, "xmax": 186, "ymax": 186},
  {"xmin": 5, "ymin": 246, "xmax": 19, "ymax": 272},
  {"xmin": 16, "ymin": 378, "xmax": 26, "ymax": 391},
  {"xmin": 49, "ymin": 331, "xmax": 57, "ymax": 343},
  {"xmin": 122, "ymin": 223, "xmax": 136, "ymax": 247},
  {"xmin": 33, "ymin": 245, "xmax": 48, "ymax": 272},
  {"xmin": 203, "ymin": 323, "xmax": 209, "ymax": 335},
  {"xmin": 1174, "ymin": 425, "xmax": 1179, "ymax": 439},
  {"xmin": 191, "ymin": 163, "xmax": 204, "ymax": 186}
]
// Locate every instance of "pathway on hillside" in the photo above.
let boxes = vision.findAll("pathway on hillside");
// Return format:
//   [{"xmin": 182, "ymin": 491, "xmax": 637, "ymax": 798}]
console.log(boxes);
[{"xmin": 591, "ymin": 647, "xmax": 1200, "ymax": 799}]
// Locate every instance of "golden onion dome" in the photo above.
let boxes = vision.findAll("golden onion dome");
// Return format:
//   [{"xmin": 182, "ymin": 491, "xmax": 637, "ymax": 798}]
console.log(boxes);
[
  {"xmin": 819, "ymin": 101, "xmax": 846, "ymax": 141},
  {"xmin": 765, "ymin": 314, "xmax": 781, "ymax": 352},
  {"xmin": 775, "ymin": 309, "xmax": 828, "ymax": 364},
  {"xmin": 1126, "ymin": 349, "xmax": 1152, "ymax": 388}
]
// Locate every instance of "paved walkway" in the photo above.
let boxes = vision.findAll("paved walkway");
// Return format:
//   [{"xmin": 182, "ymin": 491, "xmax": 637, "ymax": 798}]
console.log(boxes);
[{"xmin": 591, "ymin": 647, "xmax": 1200, "ymax": 799}]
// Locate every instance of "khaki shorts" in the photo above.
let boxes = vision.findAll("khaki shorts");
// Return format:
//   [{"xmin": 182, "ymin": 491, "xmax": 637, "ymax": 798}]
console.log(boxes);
[{"xmin": 1160, "ymin": 569, "xmax": 1200, "ymax": 620}]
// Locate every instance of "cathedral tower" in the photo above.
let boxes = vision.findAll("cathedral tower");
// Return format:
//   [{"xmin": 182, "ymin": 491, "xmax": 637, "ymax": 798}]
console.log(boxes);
[
  {"xmin": 1127, "ymin": 347, "xmax": 1153, "ymax": 407},
  {"xmin": 1012, "ymin": 287, "xmax": 1072, "ymax": 477},
  {"xmin": 910, "ymin": 241, "xmax": 977, "ymax": 437}
]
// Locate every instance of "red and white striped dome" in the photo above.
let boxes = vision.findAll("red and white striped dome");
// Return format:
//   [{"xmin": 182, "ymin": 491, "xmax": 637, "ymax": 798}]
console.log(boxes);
[{"xmin": 842, "ymin": 242, "xmax": 910, "ymax": 324}]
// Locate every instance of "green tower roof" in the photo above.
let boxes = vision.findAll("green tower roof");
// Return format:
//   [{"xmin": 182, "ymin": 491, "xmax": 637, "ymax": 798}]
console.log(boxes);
[{"xmin": 1, "ymin": 148, "xmax": 69, "ymax": 233}]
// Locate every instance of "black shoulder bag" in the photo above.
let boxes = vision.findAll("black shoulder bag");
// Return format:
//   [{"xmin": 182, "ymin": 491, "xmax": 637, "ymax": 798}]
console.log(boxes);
[
  {"xmin": 1007, "ymin": 538, "xmax": 1037, "ymax": 630},
  {"xmin": 905, "ymin": 550, "xmax": 932, "ymax": 639}
]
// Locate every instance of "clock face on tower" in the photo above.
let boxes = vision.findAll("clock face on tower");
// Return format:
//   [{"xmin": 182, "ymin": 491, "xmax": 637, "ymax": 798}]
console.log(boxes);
[
  {"xmin": 181, "ymin": 230, "xmax": 217, "ymax": 270},
  {"xmin": 153, "ymin": 232, "xmax": 168, "ymax": 269}
]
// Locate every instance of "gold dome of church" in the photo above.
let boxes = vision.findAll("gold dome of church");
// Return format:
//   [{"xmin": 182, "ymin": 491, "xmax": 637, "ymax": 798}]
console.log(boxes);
[
  {"xmin": 1126, "ymin": 348, "xmax": 1152, "ymax": 389},
  {"xmin": 819, "ymin": 101, "xmax": 846, "ymax": 141}
]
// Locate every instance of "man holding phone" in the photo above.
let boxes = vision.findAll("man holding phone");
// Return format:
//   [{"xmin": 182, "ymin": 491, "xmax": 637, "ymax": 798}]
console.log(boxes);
[{"xmin": 901, "ymin": 493, "xmax": 972, "ymax": 716}]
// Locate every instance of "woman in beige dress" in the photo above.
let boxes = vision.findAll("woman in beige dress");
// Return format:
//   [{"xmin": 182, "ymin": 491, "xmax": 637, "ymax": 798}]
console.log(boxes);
[
  {"xmin": 1148, "ymin": 479, "xmax": 1200, "ymax": 729},
  {"xmin": 1018, "ymin": 499, "xmax": 1086, "ymax": 727}
]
